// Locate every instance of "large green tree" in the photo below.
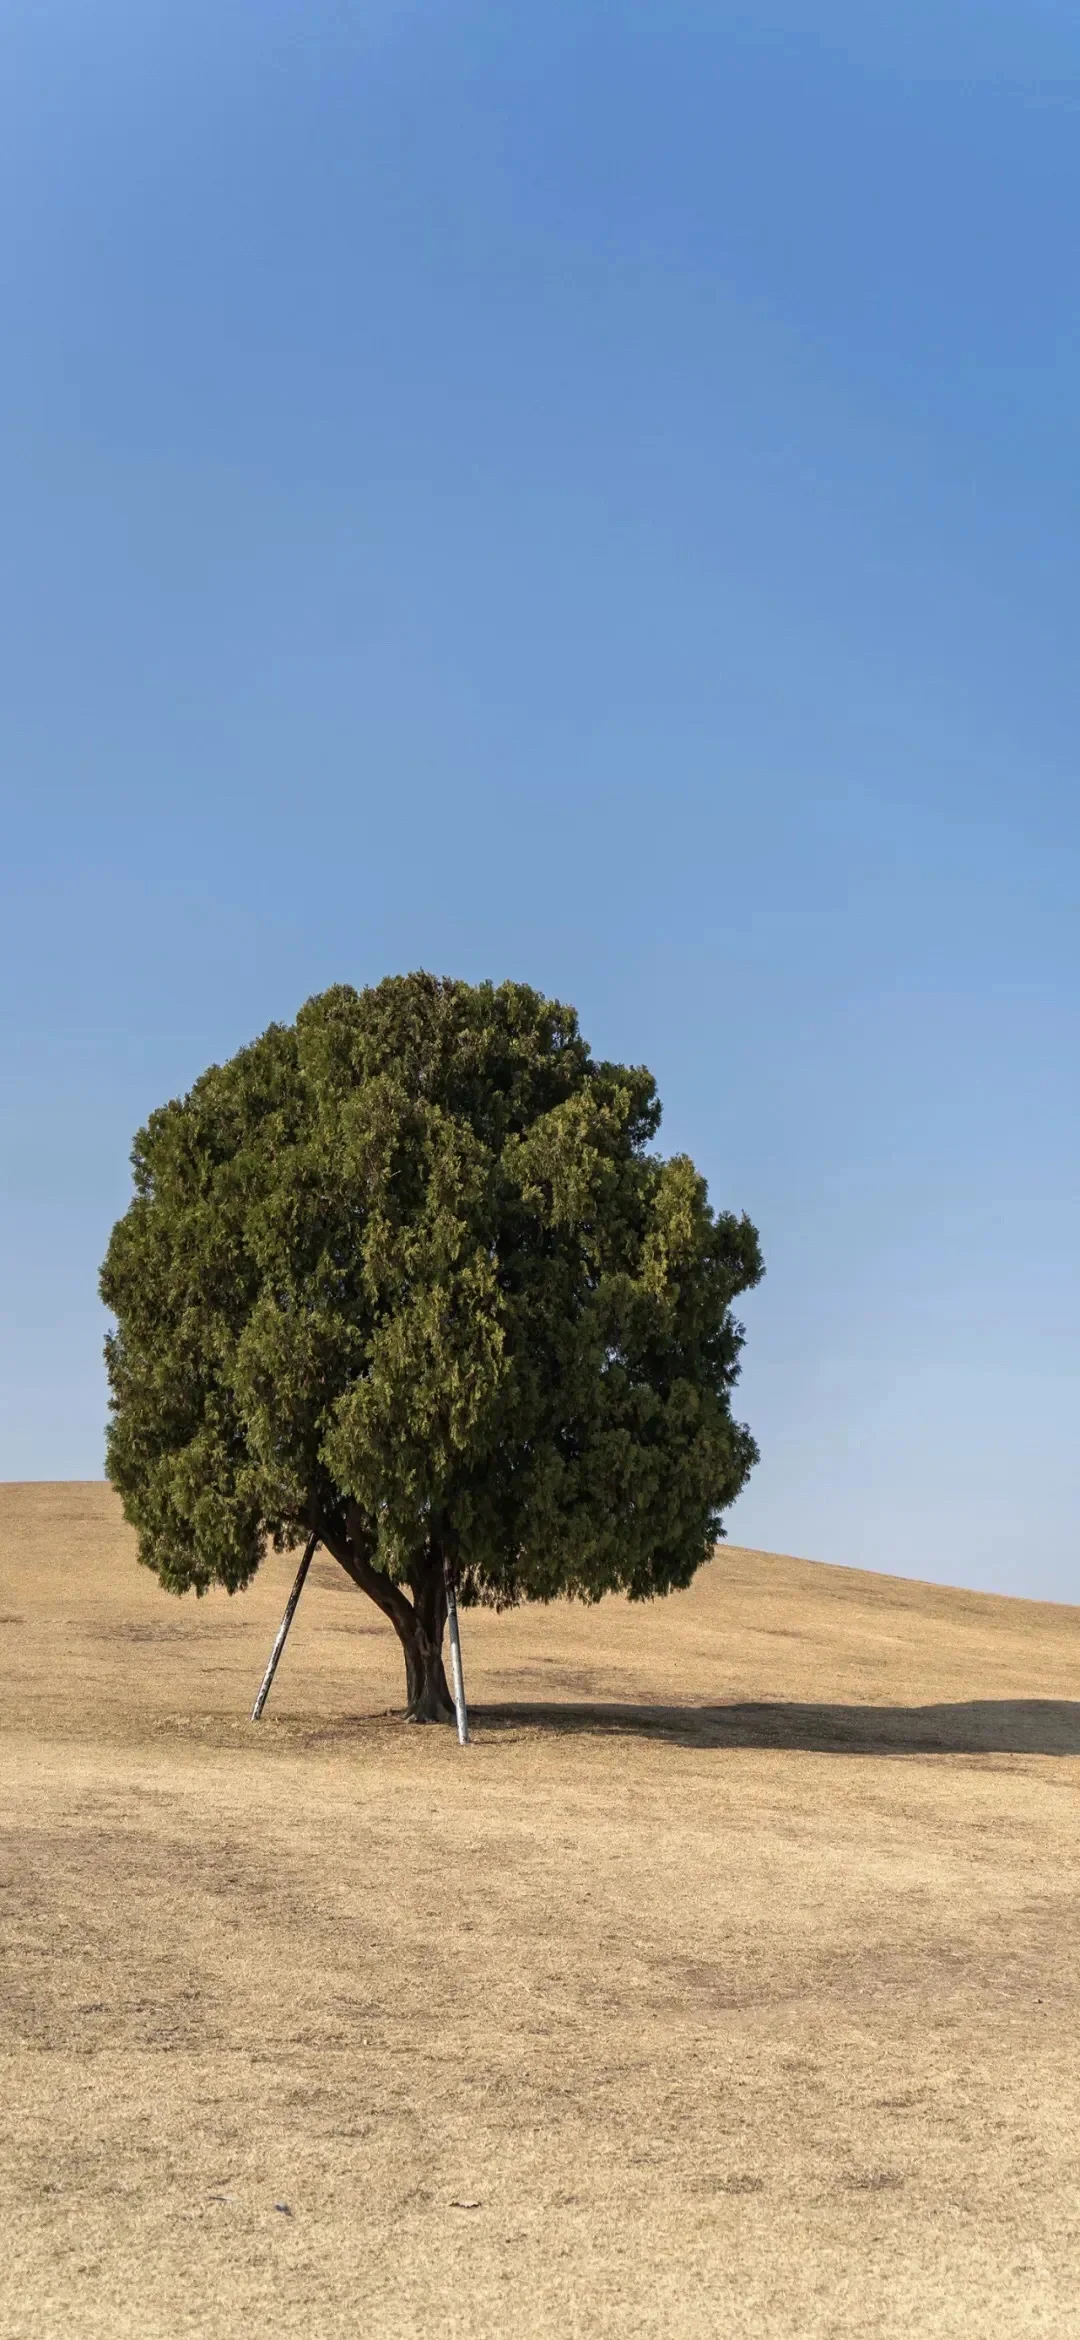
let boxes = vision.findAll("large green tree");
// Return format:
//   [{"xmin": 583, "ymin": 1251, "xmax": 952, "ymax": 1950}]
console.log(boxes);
[{"xmin": 101, "ymin": 976, "xmax": 763, "ymax": 1721}]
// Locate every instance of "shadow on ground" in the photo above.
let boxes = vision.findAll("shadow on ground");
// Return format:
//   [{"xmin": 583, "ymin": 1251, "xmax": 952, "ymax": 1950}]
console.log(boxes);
[{"xmin": 472, "ymin": 1698, "xmax": 1080, "ymax": 1756}]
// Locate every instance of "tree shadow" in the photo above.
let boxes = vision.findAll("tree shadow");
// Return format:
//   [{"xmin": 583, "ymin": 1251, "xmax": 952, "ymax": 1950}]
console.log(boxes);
[{"xmin": 473, "ymin": 1697, "xmax": 1080, "ymax": 1756}]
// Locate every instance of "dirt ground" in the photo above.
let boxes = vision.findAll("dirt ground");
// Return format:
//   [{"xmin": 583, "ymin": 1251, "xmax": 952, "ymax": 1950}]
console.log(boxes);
[{"xmin": 2, "ymin": 1483, "xmax": 1079, "ymax": 2339}]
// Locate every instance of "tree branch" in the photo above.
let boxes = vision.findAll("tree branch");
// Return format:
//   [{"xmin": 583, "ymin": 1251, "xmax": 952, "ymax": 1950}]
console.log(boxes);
[{"xmin": 316, "ymin": 1500, "xmax": 418, "ymax": 1639}]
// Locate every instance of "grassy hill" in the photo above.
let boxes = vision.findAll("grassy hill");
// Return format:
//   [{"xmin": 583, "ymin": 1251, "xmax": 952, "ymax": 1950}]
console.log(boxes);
[{"xmin": 2, "ymin": 1481, "xmax": 1079, "ymax": 2337}]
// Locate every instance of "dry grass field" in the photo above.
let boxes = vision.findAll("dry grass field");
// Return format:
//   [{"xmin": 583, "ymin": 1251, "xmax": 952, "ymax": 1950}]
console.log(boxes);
[{"xmin": 2, "ymin": 1482, "xmax": 1079, "ymax": 2339}]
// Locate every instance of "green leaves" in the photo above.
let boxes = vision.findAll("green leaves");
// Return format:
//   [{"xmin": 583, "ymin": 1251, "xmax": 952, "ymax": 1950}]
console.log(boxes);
[{"xmin": 101, "ymin": 974, "xmax": 762, "ymax": 1611}]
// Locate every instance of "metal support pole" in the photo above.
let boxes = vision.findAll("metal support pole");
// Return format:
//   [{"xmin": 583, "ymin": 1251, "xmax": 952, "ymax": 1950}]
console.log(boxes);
[
  {"xmin": 443, "ymin": 1556, "xmax": 470, "ymax": 1745},
  {"xmin": 250, "ymin": 1533, "xmax": 318, "ymax": 1720}
]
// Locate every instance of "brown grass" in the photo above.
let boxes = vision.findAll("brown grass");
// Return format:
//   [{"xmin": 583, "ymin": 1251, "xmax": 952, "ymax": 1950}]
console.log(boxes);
[{"xmin": 2, "ymin": 1481, "xmax": 1079, "ymax": 2338}]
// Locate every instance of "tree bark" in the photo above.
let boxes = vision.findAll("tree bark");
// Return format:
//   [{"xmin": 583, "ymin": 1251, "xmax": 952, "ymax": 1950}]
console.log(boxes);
[
  {"xmin": 317, "ymin": 1508, "xmax": 455, "ymax": 1724},
  {"xmin": 401, "ymin": 1549, "xmax": 455, "ymax": 1723},
  {"xmin": 398, "ymin": 1614, "xmax": 455, "ymax": 1723}
]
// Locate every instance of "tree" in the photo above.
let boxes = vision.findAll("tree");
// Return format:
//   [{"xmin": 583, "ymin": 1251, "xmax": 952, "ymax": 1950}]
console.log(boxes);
[{"xmin": 101, "ymin": 975, "xmax": 763, "ymax": 1721}]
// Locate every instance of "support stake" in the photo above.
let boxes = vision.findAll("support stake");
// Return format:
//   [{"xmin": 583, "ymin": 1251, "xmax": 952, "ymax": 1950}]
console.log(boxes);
[
  {"xmin": 443, "ymin": 1556, "xmax": 470, "ymax": 1745},
  {"xmin": 251, "ymin": 1533, "xmax": 318, "ymax": 1720}
]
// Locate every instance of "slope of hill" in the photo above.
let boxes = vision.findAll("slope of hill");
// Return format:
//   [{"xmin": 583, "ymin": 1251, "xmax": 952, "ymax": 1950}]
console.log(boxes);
[{"xmin": 2, "ymin": 1481, "xmax": 1079, "ymax": 2338}]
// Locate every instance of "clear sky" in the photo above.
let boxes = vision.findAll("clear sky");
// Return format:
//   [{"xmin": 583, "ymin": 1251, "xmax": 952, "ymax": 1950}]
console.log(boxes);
[{"xmin": 2, "ymin": 1, "xmax": 1078, "ymax": 1598}]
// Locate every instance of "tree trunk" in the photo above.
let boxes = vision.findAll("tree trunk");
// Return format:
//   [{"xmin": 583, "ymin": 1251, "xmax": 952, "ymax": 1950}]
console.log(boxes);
[
  {"xmin": 399, "ymin": 1549, "xmax": 455, "ymax": 1723},
  {"xmin": 320, "ymin": 1510, "xmax": 456, "ymax": 1724},
  {"xmin": 398, "ymin": 1616, "xmax": 456, "ymax": 1723}
]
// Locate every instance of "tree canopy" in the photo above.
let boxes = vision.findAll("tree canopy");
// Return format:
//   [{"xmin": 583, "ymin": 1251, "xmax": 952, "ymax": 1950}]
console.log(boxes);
[{"xmin": 101, "ymin": 975, "xmax": 763, "ymax": 1719}]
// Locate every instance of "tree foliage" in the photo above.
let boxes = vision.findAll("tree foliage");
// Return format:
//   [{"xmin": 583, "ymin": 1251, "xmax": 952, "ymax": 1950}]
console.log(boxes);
[{"xmin": 101, "ymin": 976, "xmax": 763, "ymax": 1718}]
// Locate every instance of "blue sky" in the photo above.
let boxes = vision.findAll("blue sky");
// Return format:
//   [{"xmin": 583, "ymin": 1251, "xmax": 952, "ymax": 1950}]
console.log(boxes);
[{"xmin": 2, "ymin": 0, "xmax": 1078, "ymax": 1597}]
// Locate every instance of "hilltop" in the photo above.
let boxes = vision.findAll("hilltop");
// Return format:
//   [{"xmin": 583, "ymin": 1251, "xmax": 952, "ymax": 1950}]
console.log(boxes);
[{"xmin": 2, "ymin": 1482, "xmax": 1079, "ymax": 2338}]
